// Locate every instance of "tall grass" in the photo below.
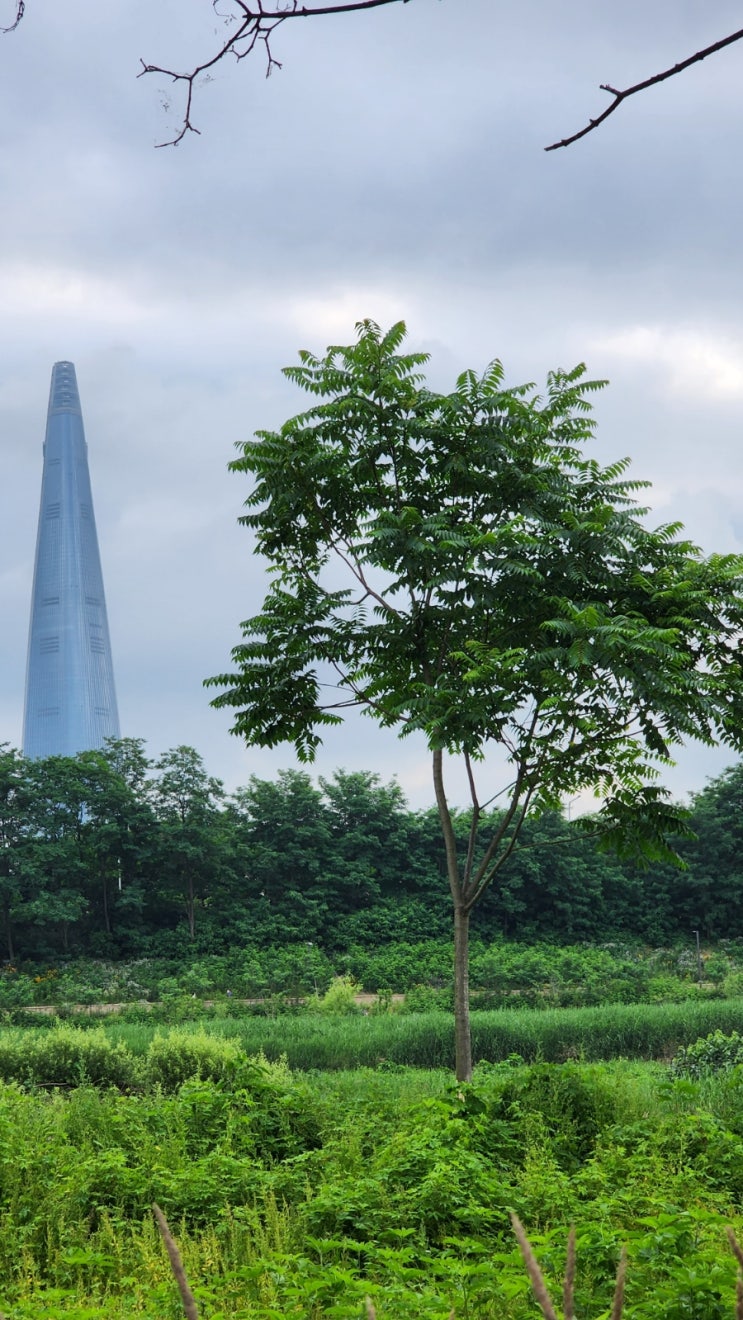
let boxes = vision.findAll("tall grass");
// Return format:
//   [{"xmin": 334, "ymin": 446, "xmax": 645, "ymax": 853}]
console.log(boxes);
[{"xmin": 96, "ymin": 997, "xmax": 743, "ymax": 1069}]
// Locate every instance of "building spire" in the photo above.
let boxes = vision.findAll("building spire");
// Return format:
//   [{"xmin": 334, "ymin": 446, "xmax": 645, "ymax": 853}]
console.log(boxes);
[{"xmin": 23, "ymin": 362, "xmax": 120, "ymax": 759}]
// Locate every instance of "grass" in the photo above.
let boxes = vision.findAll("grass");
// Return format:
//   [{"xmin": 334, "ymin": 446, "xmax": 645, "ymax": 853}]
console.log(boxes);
[{"xmin": 84, "ymin": 996, "xmax": 743, "ymax": 1070}]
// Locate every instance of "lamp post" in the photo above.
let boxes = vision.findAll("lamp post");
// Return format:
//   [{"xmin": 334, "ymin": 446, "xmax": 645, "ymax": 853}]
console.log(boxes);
[{"xmin": 693, "ymin": 930, "xmax": 703, "ymax": 984}]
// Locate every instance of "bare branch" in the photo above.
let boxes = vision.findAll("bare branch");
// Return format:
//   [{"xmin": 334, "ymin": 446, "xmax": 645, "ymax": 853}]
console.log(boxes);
[
  {"xmin": 610, "ymin": 1245, "xmax": 628, "ymax": 1320},
  {"xmin": 510, "ymin": 1214, "xmax": 559, "ymax": 1320},
  {"xmin": 0, "ymin": 1, "xmax": 23, "ymax": 34},
  {"xmin": 563, "ymin": 1225, "xmax": 577, "ymax": 1320},
  {"xmin": 546, "ymin": 26, "xmax": 743, "ymax": 151},
  {"xmin": 138, "ymin": 0, "xmax": 411, "ymax": 147},
  {"xmin": 330, "ymin": 539, "xmax": 402, "ymax": 616},
  {"xmin": 152, "ymin": 1203, "xmax": 200, "ymax": 1320},
  {"xmin": 462, "ymin": 750, "xmax": 480, "ymax": 890}
]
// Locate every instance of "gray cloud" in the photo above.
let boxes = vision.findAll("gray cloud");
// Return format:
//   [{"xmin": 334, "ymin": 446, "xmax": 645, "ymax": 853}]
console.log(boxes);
[{"xmin": 2, "ymin": 0, "xmax": 743, "ymax": 805}]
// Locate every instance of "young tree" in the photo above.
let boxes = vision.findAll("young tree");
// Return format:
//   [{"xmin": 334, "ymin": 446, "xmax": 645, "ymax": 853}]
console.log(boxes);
[{"xmin": 208, "ymin": 319, "xmax": 743, "ymax": 1079}]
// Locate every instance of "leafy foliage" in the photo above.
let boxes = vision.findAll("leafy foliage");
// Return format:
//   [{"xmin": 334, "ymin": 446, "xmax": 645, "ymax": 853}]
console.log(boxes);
[
  {"xmin": 670, "ymin": 1029, "xmax": 743, "ymax": 1079},
  {"xmin": 2, "ymin": 1052, "xmax": 743, "ymax": 1317},
  {"xmin": 210, "ymin": 320, "xmax": 743, "ymax": 870},
  {"xmin": 208, "ymin": 319, "xmax": 743, "ymax": 1077}
]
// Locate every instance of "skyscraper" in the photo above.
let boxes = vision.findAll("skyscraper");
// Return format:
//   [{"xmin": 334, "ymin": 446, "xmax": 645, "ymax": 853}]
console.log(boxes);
[{"xmin": 23, "ymin": 361, "xmax": 120, "ymax": 760}]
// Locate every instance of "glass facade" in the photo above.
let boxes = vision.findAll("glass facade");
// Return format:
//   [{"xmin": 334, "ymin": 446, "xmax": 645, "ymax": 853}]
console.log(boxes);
[{"xmin": 22, "ymin": 362, "xmax": 120, "ymax": 759}]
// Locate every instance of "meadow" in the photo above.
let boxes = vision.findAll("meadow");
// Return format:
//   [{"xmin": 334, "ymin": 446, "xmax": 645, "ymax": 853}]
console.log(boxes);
[
  {"xmin": 6, "ymin": 995, "xmax": 743, "ymax": 1073},
  {"xmin": 1, "ymin": 1006, "xmax": 743, "ymax": 1317},
  {"xmin": 1, "ymin": 943, "xmax": 743, "ymax": 1317}
]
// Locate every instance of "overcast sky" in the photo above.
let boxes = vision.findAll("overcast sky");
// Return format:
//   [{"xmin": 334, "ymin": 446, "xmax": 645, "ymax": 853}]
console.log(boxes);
[{"xmin": 2, "ymin": 0, "xmax": 743, "ymax": 807}]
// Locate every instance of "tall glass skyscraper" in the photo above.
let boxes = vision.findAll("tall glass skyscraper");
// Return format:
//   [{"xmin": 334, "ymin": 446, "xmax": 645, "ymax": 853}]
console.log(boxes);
[{"xmin": 23, "ymin": 362, "xmax": 120, "ymax": 760}]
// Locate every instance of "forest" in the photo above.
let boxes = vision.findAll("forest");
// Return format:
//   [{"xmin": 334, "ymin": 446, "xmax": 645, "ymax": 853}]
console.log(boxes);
[{"xmin": 1, "ymin": 737, "xmax": 743, "ymax": 965}]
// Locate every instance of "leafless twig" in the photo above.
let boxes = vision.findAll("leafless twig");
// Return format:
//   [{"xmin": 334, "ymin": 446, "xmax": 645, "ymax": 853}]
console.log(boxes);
[
  {"xmin": 510, "ymin": 1213, "xmax": 559, "ymax": 1320},
  {"xmin": 563, "ymin": 1223, "xmax": 576, "ymax": 1320},
  {"xmin": 610, "ymin": 1245, "xmax": 627, "ymax": 1320},
  {"xmin": 138, "ymin": 0, "xmax": 410, "ymax": 146},
  {"xmin": 152, "ymin": 1202, "xmax": 200, "ymax": 1320},
  {"xmin": 546, "ymin": 26, "xmax": 743, "ymax": 151},
  {"xmin": 0, "ymin": 0, "xmax": 23, "ymax": 34}
]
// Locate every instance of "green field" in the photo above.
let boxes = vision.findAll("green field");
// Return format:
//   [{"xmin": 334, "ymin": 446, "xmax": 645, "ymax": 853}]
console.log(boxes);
[
  {"xmin": 0, "ymin": 1011, "xmax": 743, "ymax": 1317},
  {"xmin": 9, "ymin": 996, "xmax": 743, "ymax": 1072}
]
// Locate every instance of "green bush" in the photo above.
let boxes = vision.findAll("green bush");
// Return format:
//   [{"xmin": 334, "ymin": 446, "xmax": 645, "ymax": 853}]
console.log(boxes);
[
  {"xmin": 723, "ymin": 970, "xmax": 743, "ymax": 998},
  {"xmin": 311, "ymin": 976, "xmax": 362, "ymax": 1015},
  {"xmin": 145, "ymin": 1029, "xmax": 243, "ymax": 1091},
  {"xmin": 0, "ymin": 1026, "xmax": 141, "ymax": 1089},
  {"xmin": 670, "ymin": 1029, "xmax": 743, "ymax": 1079}
]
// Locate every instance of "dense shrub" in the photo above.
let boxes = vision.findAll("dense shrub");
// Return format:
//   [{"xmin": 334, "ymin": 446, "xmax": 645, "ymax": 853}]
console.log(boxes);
[
  {"xmin": 670, "ymin": 1029, "xmax": 743, "ymax": 1079},
  {"xmin": 0, "ymin": 1026, "xmax": 141, "ymax": 1089},
  {"xmin": 310, "ymin": 975, "xmax": 363, "ymax": 1015},
  {"xmin": 145, "ymin": 1029, "xmax": 244, "ymax": 1090}
]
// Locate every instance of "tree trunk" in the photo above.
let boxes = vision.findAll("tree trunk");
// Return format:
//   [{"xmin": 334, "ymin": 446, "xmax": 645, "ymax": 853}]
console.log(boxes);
[
  {"xmin": 102, "ymin": 871, "xmax": 111, "ymax": 935},
  {"xmin": 432, "ymin": 749, "xmax": 474, "ymax": 1083},
  {"xmin": 453, "ymin": 901, "xmax": 472, "ymax": 1081},
  {"xmin": 187, "ymin": 873, "xmax": 195, "ymax": 940},
  {"xmin": 4, "ymin": 903, "xmax": 14, "ymax": 964}
]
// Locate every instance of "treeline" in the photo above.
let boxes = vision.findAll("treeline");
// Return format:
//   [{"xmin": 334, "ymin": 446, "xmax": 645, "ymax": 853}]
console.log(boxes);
[{"xmin": 1, "ymin": 737, "xmax": 742, "ymax": 961}]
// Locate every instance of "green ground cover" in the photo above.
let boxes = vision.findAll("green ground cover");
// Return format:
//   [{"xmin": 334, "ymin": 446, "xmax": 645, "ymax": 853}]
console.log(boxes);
[
  {"xmin": 7, "ymin": 998, "xmax": 743, "ymax": 1074},
  {"xmin": 4, "ymin": 940, "xmax": 742, "ymax": 1013},
  {"xmin": 0, "ymin": 1024, "xmax": 743, "ymax": 1314},
  {"xmin": 1, "ymin": 1040, "xmax": 743, "ymax": 1318}
]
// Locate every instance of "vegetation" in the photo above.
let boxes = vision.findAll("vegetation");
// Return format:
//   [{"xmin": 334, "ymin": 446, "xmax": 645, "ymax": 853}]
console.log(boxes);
[
  {"xmin": 2, "ymin": 1035, "xmax": 743, "ymax": 1317},
  {"xmin": 208, "ymin": 318, "xmax": 743, "ymax": 1076},
  {"xmin": 7, "ymin": 738, "xmax": 743, "ymax": 973},
  {"xmin": 7, "ymin": 996, "xmax": 743, "ymax": 1074},
  {"xmin": 4, "ymin": 937, "xmax": 743, "ymax": 1021}
]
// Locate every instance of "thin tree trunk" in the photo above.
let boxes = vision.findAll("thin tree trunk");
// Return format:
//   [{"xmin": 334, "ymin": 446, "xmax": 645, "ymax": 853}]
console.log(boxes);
[
  {"xmin": 4, "ymin": 903, "xmax": 13, "ymax": 964},
  {"xmin": 453, "ymin": 902, "xmax": 472, "ymax": 1081},
  {"xmin": 187, "ymin": 873, "xmax": 195, "ymax": 940},
  {"xmin": 432, "ymin": 749, "xmax": 474, "ymax": 1083},
  {"xmin": 102, "ymin": 872, "xmax": 111, "ymax": 935}
]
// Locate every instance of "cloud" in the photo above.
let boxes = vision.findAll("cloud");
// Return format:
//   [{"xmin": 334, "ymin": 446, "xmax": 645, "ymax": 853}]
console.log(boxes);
[
  {"xmin": 596, "ymin": 325, "xmax": 743, "ymax": 401},
  {"xmin": 2, "ymin": 0, "xmax": 743, "ymax": 811}
]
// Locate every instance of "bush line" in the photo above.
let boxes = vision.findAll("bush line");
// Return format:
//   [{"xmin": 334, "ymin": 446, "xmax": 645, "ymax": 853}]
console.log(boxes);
[{"xmin": 3, "ymin": 997, "xmax": 743, "ymax": 1087}]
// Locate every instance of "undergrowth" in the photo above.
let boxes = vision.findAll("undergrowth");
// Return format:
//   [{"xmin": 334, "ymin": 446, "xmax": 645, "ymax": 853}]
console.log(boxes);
[{"xmin": 0, "ymin": 1058, "xmax": 743, "ymax": 1317}]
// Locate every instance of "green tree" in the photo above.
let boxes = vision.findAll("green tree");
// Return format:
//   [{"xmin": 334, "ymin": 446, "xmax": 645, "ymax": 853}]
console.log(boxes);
[
  {"xmin": 22, "ymin": 755, "xmax": 93, "ymax": 955},
  {"xmin": 321, "ymin": 770, "xmax": 414, "ymax": 906},
  {"xmin": 208, "ymin": 320, "xmax": 743, "ymax": 1079},
  {"xmin": 75, "ymin": 742, "xmax": 156, "ymax": 946},
  {"xmin": 227, "ymin": 770, "xmax": 333, "ymax": 943},
  {"xmin": 678, "ymin": 763, "xmax": 743, "ymax": 939},
  {"xmin": 0, "ymin": 746, "xmax": 33, "ymax": 962},
  {"xmin": 151, "ymin": 746, "xmax": 226, "ymax": 941}
]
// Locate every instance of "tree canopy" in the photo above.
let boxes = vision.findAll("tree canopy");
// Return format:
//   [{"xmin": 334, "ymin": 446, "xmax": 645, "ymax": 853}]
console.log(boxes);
[{"xmin": 208, "ymin": 319, "xmax": 743, "ymax": 1077}]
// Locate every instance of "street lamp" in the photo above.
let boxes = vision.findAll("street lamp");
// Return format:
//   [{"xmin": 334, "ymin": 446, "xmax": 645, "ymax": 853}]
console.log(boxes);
[{"xmin": 693, "ymin": 930, "xmax": 703, "ymax": 984}]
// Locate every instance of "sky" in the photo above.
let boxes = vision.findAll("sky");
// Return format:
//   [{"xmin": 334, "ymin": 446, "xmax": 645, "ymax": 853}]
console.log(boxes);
[{"xmin": 2, "ymin": 0, "xmax": 743, "ymax": 809}]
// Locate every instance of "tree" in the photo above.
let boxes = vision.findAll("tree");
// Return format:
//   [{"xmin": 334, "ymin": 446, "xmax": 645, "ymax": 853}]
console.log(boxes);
[
  {"xmin": 73, "ymin": 743, "xmax": 157, "ymax": 946},
  {"xmin": 151, "ymin": 746, "xmax": 226, "ymax": 941},
  {"xmin": 208, "ymin": 319, "xmax": 743, "ymax": 1079},
  {"xmin": 4, "ymin": 4, "xmax": 743, "ymax": 149},
  {"xmin": 22, "ymin": 755, "xmax": 93, "ymax": 955},
  {"xmin": 0, "ymin": 746, "xmax": 32, "ymax": 962},
  {"xmin": 227, "ymin": 769, "xmax": 333, "ymax": 943}
]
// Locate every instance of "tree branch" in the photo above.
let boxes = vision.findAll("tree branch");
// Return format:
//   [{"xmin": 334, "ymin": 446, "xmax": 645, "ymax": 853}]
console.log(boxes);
[
  {"xmin": 546, "ymin": 26, "xmax": 743, "ymax": 151},
  {"xmin": 462, "ymin": 750, "xmax": 480, "ymax": 890},
  {"xmin": 139, "ymin": 0, "xmax": 412, "ymax": 147},
  {"xmin": 432, "ymin": 748, "xmax": 463, "ymax": 907},
  {"xmin": 0, "ymin": 1, "xmax": 23, "ymax": 34}
]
